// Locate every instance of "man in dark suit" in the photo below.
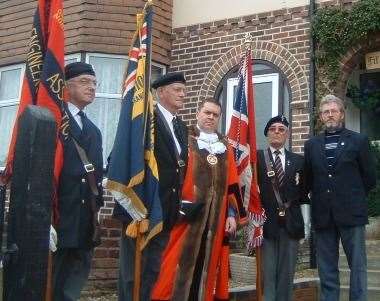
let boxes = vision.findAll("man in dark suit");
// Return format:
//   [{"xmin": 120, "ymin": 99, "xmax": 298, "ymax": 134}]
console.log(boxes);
[
  {"xmin": 114, "ymin": 72, "xmax": 188, "ymax": 301},
  {"xmin": 53, "ymin": 62, "xmax": 103, "ymax": 301},
  {"xmin": 258, "ymin": 115, "xmax": 306, "ymax": 301},
  {"xmin": 304, "ymin": 94, "xmax": 376, "ymax": 301}
]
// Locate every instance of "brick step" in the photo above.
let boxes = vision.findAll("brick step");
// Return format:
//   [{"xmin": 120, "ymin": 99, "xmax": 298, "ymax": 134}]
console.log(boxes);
[
  {"xmin": 339, "ymin": 286, "xmax": 380, "ymax": 301},
  {"xmin": 339, "ymin": 255, "xmax": 380, "ymax": 269},
  {"xmin": 88, "ymin": 268, "xmax": 118, "ymax": 281},
  {"xmin": 229, "ymin": 278, "xmax": 319, "ymax": 301},
  {"xmin": 230, "ymin": 253, "xmax": 256, "ymax": 284},
  {"xmin": 339, "ymin": 269, "xmax": 380, "ymax": 287}
]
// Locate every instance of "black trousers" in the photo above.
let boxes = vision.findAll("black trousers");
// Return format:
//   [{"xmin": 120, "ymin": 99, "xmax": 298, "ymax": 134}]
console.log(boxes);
[
  {"xmin": 53, "ymin": 248, "xmax": 93, "ymax": 301},
  {"xmin": 118, "ymin": 229, "xmax": 170, "ymax": 301}
]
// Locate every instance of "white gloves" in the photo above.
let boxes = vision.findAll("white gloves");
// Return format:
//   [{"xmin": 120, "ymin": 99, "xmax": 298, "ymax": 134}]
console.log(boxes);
[
  {"xmin": 301, "ymin": 204, "xmax": 311, "ymax": 240},
  {"xmin": 103, "ymin": 177, "xmax": 146, "ymax": 221},
  {"xmin": 116, "ymin": 197, "xmax": 145, "ymax": 221},
  {"xmin": 49, "ymin": 225, "xmax": 57, "ymax": 252}
]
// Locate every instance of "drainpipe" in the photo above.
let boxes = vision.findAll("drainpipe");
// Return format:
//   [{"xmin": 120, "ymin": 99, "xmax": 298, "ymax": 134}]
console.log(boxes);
[
  {"xmin": 308, "ymin": 0, "xmax": 317, "ymax": 270},
  {"xmin": 309, "ymin": 0, "xmax": 316, "ymax": 137}
]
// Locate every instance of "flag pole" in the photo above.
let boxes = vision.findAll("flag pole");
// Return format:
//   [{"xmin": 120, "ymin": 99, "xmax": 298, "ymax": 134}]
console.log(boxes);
[
  {"xmin": 133, "ymin": 222, "xmax": 142, "ymax": 301},
  {"xmin": 133, "ymin": 2, "xmax": 153, "ymax": 300},
  {"xmin": 243, "ymin": 33, "xmax": 263, "ymax": 301}
]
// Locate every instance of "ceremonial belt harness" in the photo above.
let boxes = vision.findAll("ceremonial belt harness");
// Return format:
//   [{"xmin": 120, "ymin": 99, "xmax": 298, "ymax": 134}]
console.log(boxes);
[
  {"xmin": 72, "ymin": 139, "xmax": 102, "ymax": 246},
  {"xmin": 263, "ymin": 149, "xmax": 291, "ymax": 217}
]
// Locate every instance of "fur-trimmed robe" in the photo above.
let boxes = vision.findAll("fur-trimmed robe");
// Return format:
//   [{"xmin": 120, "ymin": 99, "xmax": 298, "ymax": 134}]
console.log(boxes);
[{"xmin": 151, "ymin": 127, "xmax": 247, "ymax": 301}]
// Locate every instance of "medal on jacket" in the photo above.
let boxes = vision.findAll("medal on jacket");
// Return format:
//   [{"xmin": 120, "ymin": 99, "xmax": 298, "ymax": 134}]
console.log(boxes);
[{"xmin": 207, "ymin": 153, "xmax": 218, "ymax": 165}]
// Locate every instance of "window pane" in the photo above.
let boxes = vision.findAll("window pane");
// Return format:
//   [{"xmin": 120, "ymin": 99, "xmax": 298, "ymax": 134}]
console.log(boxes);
[
  {"xmin": 254, "ymin": 82, "xmax": 273, "ymax": 149},
  {"xmin": 254, "ymin": 63, "xmax": 272, "ymax": 72},
  {"xmin": 0, "ymin": 105, "xmax": 18, "ymax": 166},
  {"xmin": 151, "ymin": 64, "xmax": 165, "ymax": 83},
  {"xmin": 0, "ymin": 68, "xmax": 21, "ymax": 101},
  {"xmin": 88, "ymin": 56, "xmax": 127, "ymax": 94},
  {"xmin": 65, "ymin": 58, "xmax": 79, "ymax": 65},
  {"xmin": 229, "ymin": 81, "xmax": 274, "ymax": 149},
  {"xmin": 85, "ymin": 97, "xmax": 122, "ymax": 161}
]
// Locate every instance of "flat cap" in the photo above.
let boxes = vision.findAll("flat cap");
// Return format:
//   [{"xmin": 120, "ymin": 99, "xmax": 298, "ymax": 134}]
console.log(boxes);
[
  {"xmin": 151, "ymin": 72, "xmax": 186, "ymax": 89},
  {"xmin": 65, "ymin": 62, "xmax": 95, "ymax": 81},
  {"xmin": 264, "ymin": 115, "xmax": 289, "ymax": 136}
]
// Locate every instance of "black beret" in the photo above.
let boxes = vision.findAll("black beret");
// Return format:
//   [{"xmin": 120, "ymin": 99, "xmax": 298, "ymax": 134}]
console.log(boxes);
[
  {"xmin": 151, "ymin": 72, "xmax": 186, "ymax": 89},
  {"xmin": 264, "ymin": 115, "xmax": 289, "ymax": 136},
  {"xmin": 65, "ymin": 62, "xmax": 95, "ymax": 81}
]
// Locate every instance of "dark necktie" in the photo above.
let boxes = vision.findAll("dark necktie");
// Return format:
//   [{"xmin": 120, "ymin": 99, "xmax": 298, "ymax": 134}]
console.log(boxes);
[
  {"xmin": 78, "ymin": 111, "xmax": 89, "ymax": 133},
  {"xmin": 172, "ymin": 117, "xmax": 184, "ymax": 148},
  {"xmin": 274, "ymin": 149, "xmax": 284, "ymax": 186},
  {"xmin": 78, "ymin": 111, "xmax": 91, "ymax": 150}
]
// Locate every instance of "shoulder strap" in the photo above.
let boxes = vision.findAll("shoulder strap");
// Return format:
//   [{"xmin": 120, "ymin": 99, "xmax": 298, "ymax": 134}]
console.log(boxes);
[
  {"xmin": 72, "ymin": 138, "xmax": 99, "ymax": 197},
  {"xmin": 263, "ymin": 148, "xmax": 285, "ymax": 211}
]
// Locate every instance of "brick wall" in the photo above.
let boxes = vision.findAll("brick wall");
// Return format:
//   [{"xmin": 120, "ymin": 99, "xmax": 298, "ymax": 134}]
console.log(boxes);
[
  {"xmin": 0, "ymin": 0, "xmax": 172, "ymax": 66},
  {"xmin": 170, "ymin": 5, "xmax": 312, "ymax": 153}
]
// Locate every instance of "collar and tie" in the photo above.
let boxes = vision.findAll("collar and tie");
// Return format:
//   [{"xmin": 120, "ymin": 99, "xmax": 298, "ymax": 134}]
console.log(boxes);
[
  {"xmin": 78, "ymin": 111, "xmax": 88, "ymax": 131},
  {"xmin": 273, "ymin": 149, "xmax": 285, "ymax": 186},
  {"xmin": 78, "ymin": 111, "xmax": 91, "ymax": 150},
  {"xmin": 172, "ymin": 116, "xmax": 184, "ymax": 146}
]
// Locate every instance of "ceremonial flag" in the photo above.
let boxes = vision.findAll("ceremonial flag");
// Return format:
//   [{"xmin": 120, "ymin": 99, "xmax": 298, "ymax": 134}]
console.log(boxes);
[
  {"xmin": 4, "ymin": 0, "xmax": 67, "ymax": 220},
  {"xmin": 106, "ymin": 1, "xmax": 162, "ymax": 249},
  {"xmin": 227, "ymin": 43, "xmax": 266, "ymax": 249}
]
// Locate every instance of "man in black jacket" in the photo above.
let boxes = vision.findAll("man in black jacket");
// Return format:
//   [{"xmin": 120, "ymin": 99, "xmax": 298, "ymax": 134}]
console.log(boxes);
[
  {"xmin": 304, "ymin": 94, "xmax": 376, "ymax": 301},
  {"xmin": 53, "ymin": 62, "xmax": 103, "ymax": 301},
  {"xmin": 258, "ymin": 115, "xmax": 306, "ymax": 301},
  {"xmin": 114, "ymin": 72, "xmax": 188, "ymax": 301}
]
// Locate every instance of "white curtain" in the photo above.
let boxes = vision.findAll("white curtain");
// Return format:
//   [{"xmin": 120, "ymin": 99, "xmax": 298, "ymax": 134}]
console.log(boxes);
[
  {"xmin": 86, "ymin": 56, "xmax": 127, "ymax": 162},
  {"xmin": 0, "ymin": 68, "xmax": 21, "ymax": 167}
]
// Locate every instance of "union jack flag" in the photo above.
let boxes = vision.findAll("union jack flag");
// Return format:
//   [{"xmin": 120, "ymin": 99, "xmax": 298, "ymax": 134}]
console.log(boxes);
[{"xmin": 228, "ymin": 43, "xmax": 266, "ymax": 249}]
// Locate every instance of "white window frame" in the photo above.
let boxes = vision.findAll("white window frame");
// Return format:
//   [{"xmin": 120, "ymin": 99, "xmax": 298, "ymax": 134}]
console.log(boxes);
[
  {"xmin": 0, "ymin": 63, "xmax": 25, "ymax": 170},
  {"xmin": 0, "ymin": 63, "xmax": 25, "ymax": 107},
  {"xmin": 65, "ymin": 53, "xmax": 81, "ymax": 64},
  {"xmin": 152, "ymin": 61, "xmax": 167, "ymax": 75},
  {"xmin": 225, "ymin": 73, "xmax": 279, "ymax": 133}
]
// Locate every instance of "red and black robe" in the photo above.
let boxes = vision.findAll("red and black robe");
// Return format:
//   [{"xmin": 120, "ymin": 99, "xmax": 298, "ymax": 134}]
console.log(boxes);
[{"xmin": 152, "ymin": 127, "xmax": 247, "ymax": 301}]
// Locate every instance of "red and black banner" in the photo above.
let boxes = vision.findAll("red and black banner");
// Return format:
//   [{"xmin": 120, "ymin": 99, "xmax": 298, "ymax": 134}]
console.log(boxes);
[{"xmin": 5, "ymin": 0, "xmax": 67, "ymax": 220}]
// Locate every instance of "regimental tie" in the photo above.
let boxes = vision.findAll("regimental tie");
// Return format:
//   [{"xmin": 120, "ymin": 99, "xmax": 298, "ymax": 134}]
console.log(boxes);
[
  {"xmin": 78, "ymin": 110, "xmax": 91, "ymax": 150},
  {"xmin": 78, "ymin": 111, "xmax": 87, "ymax": 131},
  {"xmin": 172, "ymin": 116, "xmax": 184, "ymax": 148},
  {"xmin": 274, "ymin": 149, "xmax": 285, "ymax": 186}
]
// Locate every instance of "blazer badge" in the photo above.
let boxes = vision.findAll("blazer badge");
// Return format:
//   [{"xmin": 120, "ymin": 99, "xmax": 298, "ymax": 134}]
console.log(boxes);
[{"xmin": 295, "ymin": 172, "xmax": 300, "ymax": 185}]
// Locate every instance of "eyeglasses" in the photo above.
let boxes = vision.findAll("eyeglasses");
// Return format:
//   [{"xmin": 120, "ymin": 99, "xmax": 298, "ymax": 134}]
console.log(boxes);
[
  {"xmin": 68, "ymin": 78, "xmax": 99, "ymax": 87},
  {"xmin": 321, "ymin": 109, "xmax": 341, "ymax": 116},
  {"xmin": 268, "ymin": 126, "xmax": 287, "ymax": 133}
]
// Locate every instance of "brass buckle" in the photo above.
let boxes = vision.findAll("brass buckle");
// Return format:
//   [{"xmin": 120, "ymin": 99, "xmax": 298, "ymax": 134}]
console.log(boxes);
[
  {"xmin": 267, "ymin": 171, "xmax": 275, "ymax": 177},
  {"xmin": 84, "ymin": 163, "xmax": 94, "ymax": 172}
]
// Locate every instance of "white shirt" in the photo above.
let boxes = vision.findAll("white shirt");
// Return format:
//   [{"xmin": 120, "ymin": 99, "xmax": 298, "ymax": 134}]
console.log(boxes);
[
  {"xmin": 197, "ymin": 128, "xmax": 226, "ymax": 154},
  {"xmin": 68, "ymin": 102, "xmax": 83, "ymax": 129},
  {"xmin": 156, "ymin": 102, "xmax": 182, "ymax": 154},
  {"xmin": 269, "ymin": 146, "xmax": 285, "ymax": 170}
]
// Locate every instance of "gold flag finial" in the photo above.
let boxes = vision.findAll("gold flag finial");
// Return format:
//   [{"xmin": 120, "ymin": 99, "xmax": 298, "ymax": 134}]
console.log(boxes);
[{"xmin": 244, "ymin": 33, "xmax": 253, "ymax": 49}]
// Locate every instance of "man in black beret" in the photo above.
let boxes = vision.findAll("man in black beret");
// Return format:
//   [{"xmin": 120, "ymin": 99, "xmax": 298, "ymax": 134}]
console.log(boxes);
[
  {"xmin": 114, "ymin": 72, "xmax": 189, "ymax": 300},
  {"xmin": 257, "ymin": 115, "xmax": 308, "ymax": 301},
  {"xmin": 53, "ymin": 62, "xmax": 103, "ymax": 301}
]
